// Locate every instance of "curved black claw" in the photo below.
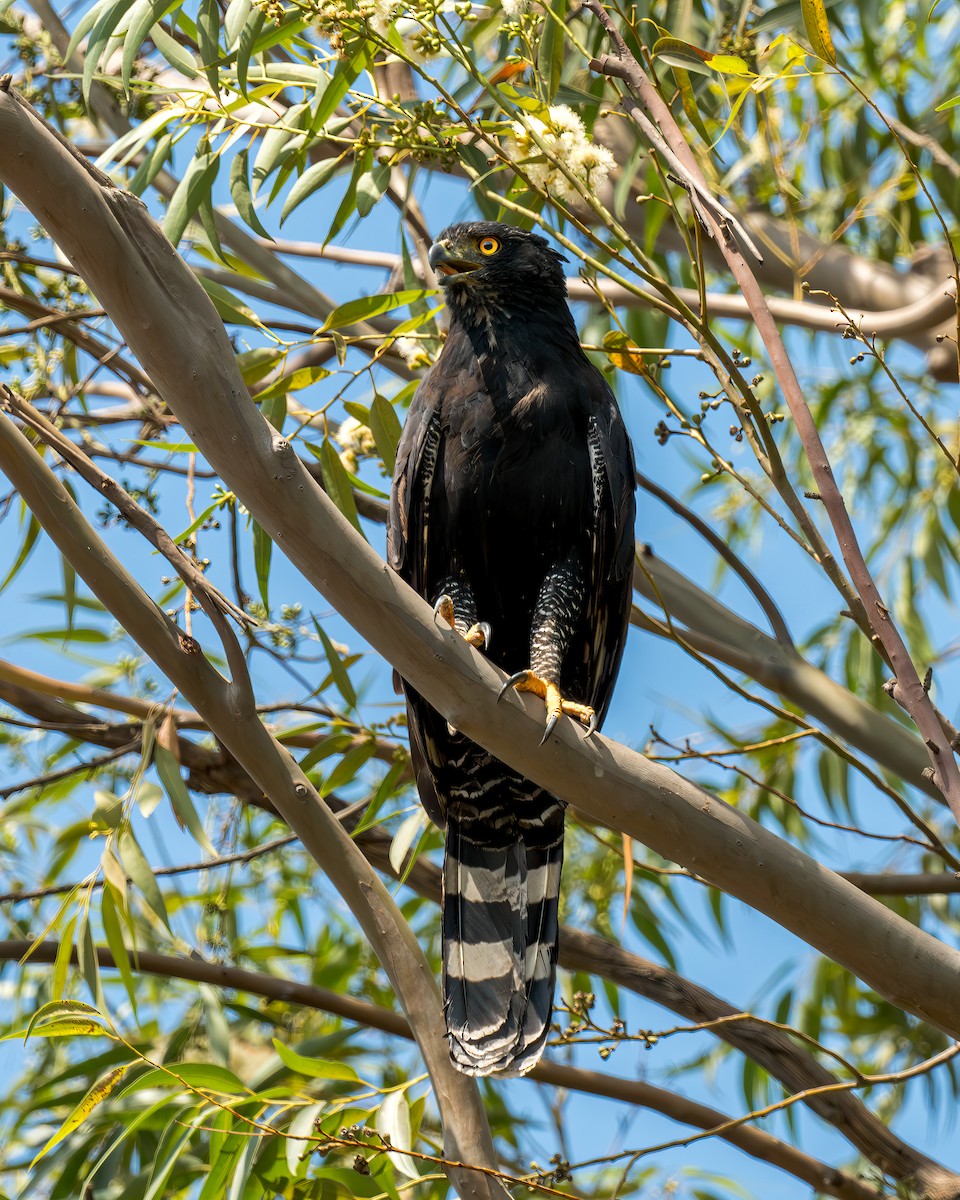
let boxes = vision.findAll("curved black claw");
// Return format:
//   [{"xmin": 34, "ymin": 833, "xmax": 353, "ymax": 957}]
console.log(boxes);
[
  {"xmin": 540, "ymin": 712, "xmax": 559, "ymax": 746},
  {"xmin": 581, "ymin": 710, "xmax": 599, "ymax": 739},
  {"xmin": 498, "ymin": 669, "xmax": 531, "ymax": 703},
  {"xmin": 475, "ymin": 622, "xmax": 492, "ymax": 651}
]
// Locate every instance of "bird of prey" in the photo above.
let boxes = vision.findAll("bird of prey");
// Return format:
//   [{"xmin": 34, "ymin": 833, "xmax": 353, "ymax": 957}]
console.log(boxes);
[{"xmin": 388, "ymin": 221, "xmax": 636, "ymax": 1077}]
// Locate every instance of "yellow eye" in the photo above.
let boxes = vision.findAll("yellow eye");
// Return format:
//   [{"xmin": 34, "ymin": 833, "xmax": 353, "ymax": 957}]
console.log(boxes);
[{"xmin": 478, "ymin": 236, "xmax": 501, "ymax": 256}]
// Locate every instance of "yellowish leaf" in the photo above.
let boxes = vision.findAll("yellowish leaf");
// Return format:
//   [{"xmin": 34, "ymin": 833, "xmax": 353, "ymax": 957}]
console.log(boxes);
[
  {"xmin": 702, "ymin": 52, "xmax": 753, "ymax": 77},
  {"xmin": 30, "ymin": 1062, "xmax": 133, "ymax": 1167},
  {"xmin": 603, "ymin": 331, "xmax": 648, "ymax": 376},
  {"xmin": 801, "ymin": 0, "xmax": 837, "ymax": 65}
]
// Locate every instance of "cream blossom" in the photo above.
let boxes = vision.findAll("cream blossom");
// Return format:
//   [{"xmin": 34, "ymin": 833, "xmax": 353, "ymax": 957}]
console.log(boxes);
[
  {"xmin": 393, "ymin": 335, "xmax": 433, "ymax": 369},
  {"xmin": 502, "ymin": 105, "xmax": 615, "ymax": 202},
  {"xmin": 334, "ymin": 416, "xmax": 377, "ymax": 459}
]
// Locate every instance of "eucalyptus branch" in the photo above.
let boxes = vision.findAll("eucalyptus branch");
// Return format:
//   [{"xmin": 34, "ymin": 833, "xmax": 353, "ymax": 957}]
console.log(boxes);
[
  {"xmin": 584, "ymin": 3, "xmax": 960, "ymax": 818},
  {"xmin": 637, "ymin": 470, "xmax": 792, "ymax": 646},
  {"xmin": 4, "ymin": 387, "xmax": 251, "ymax": 635},
  {"xmin": 0, "ymin": 938, "xmax": 879, "ymax": 1200},
  {"xmin": 5, "ymin": 72, "xmax": 960, "ymax": 1192},
  {"xmin": 0, "ymin": 409, "xmax": 503, "ymax": 1200},
  {"xmin": 350, "ymin": 819, "xmax": 958, "ymax": 1197},
  {"xmin": 0, "ymin": 835, "xmax": 299, "ymax": 904}
]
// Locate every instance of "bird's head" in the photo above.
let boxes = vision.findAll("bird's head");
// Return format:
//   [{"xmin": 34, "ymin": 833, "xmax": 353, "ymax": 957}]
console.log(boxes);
[{"xmin": 428, "ymin": 222, "xmax": 568, "ymax": 313}]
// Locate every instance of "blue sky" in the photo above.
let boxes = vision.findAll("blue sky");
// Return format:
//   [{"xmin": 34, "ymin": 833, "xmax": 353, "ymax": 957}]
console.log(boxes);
[{"xmin": 2, "ymin": 40, "xmax": 960, "ymax": 1199}]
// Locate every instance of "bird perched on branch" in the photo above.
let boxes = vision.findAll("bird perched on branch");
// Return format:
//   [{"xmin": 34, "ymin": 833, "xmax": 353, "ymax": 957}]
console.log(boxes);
[{"xmin": 388, "ymin": 221, "xmax": 636, "ymax": 1077}]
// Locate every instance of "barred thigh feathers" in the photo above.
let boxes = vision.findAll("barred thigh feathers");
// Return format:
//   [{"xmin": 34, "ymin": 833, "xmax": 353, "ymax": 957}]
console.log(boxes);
[{"xmin": 441, "ymin": 750, "xmax": 564, "ymax": 1076}]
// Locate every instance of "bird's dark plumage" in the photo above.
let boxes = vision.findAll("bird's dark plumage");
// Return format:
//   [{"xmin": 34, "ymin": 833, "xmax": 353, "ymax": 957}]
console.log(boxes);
[{"xmin": 388, "ymin": 221, "xmax": 636, "ymax": 1076}]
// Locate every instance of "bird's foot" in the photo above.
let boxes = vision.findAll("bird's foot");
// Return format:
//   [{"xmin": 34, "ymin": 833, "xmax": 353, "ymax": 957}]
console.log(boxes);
[
  {"xmin": 498, "ymin": 669, "xmax": 597, "ymax": 745},
  {"xmin": 433, "ymin": 594, "xmax": 491, "ymax": 651}
]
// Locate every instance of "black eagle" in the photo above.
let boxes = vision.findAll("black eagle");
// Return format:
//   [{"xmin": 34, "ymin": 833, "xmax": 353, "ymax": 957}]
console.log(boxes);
[{"xmin": 388, "ymin": 221, "xmax": 636, "ymax": 1076}]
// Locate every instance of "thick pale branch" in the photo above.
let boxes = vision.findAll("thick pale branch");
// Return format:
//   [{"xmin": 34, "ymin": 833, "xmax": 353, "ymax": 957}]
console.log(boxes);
[
  {"xmin": 351, "ymin": 819, "xmax": 959, "ymax": 1199},
  {"xmin": 1, "ymin": 678, "xmax": 953, "ymax": 1193},
  {"xmin": 0, "ymin": 939, "xmax": 878, "ymax": 1200},
  {"xmin": 259, "ymin": 240, "xmax": 958, "ymax": 344},
  {"xmin": 586, "ymin": 7, "xmax": 960, "ymax": 817},
  {"xmin": 2, "ymin": 83, "xmax": 960, "ymax": 1055},
  {"xmin": 0, "ymin": 312, "xmax": 501, "ymax": 1200},
  {"xmin": 0, "ymin": 410, "xmax": 503, "ymax": 1200}
]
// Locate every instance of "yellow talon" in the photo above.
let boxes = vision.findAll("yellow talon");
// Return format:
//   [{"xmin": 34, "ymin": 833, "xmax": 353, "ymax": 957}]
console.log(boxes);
[
  {"xmin": 498, "ymin": 670, "xmax": 596, "ymax": 743},
  {"xmin": 433, "ymin": 596, "xmax": 490, "ymax": 651}
]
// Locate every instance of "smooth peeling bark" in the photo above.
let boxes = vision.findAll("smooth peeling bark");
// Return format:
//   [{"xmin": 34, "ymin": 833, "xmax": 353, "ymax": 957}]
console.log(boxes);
[
  {"xmin": 2, "ymin": 82, "xmax": 960, "ymax": 1054},
  {"xmin": 0, "ymin": 938, "xmax": 878, "ymax": 1200},
  {"xmin": 0, "ymin": 410, "xmax": 506, "ymax": 1200}
]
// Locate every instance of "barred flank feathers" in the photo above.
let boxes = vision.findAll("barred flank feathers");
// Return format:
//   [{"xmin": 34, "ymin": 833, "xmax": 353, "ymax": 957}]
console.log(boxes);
[{"xmin": 442, "ymin": 804, "xmax": 563, "ymax": 1077}]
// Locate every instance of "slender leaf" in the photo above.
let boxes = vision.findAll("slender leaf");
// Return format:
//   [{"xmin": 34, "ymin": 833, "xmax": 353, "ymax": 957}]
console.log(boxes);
[
  {"xmin": 355, "ymin": 162, "xmax": 391, "ymax": 218},
  {"xmin": 537, "ymin": 0, "xmax": 565, "ymax": 101},
  {"xmin": 253, "ymin": 520, "xmax": 272, "ymax": 611},
  {"xmin": 315, "ymin": 439, "xmax": 363, "ymax": 535},
  {"xmin": 197, "ymin": 276, "xmax": 261, "ymax": 328},
  {"xmin": 197, "ymin": 0, "xmax": 221, "ymax": 93},
  {"xmin": 368, "ymin": 393, "xmax": 403, "ymax": 474},
  {"xmin": 150, "ymin": 20, "xmax": 199, "ymax": 76},
  {"xmin": 286, "ymin": 1102, "xmax": 325, "ymax": 1175},
  {"xmin": 119, "ymin": 828, "xmax": 170, "ymax": 929},
  {"xmin": 321, "ymin": 289, "xmax": 434, "ymax": 333},
  {"xmin": 122, "ymin": 0, "xmax": 179, "ymax": 93},
  {"xmin": 253, "ymin": 103, "xmax": 308, "ymax": 196},
  {"xmin": 280, "ymin": 156, "xmax": 342, "ymax": 224},
  {"xmin": 320, "ymin": 740, "xmax": 377, "ymax": 797},
  {"xmin": 313, "ymin": 618, "xmax": 358, "ymax": 710},
  {"xmin": 30, "ymin": 1063, "xmax": 134, "ymax": 1168},
  {"xmin": 272, "ymin": 1038, "xmax": 361, "ymax": 1081},
  {"xmin": 229, "ymin": 147, "xmax": 271, "ymax": 239},
  {"xmin": 801, "ymin": 0, "xmax": 838, "ymax": 64},
  {"xmin": 123, "ymin": 1062, "xmax": 249, "ymax": 1095},
  {"xmin": 25, "ymin": 1000, "xmax": 101, "ymax": 1040},
  {"xmin": 0, "ymin": 509, "xmax": 41, "ymax": 594},
  {"xmin": 102, "ymin": 884, "xmax": 138, "ymax": 1019},
  {"xmin": 80, "ymin": 0, "xmax": 133, "ymax": 102},
  {"xmin": 52, "ymin": 914, "xmax": 78, "ymax": 1002},
  {"xmin": 164, "ymin": 148, "xmax": 220, "ymax": 247},
  {"xmin": 155, "ymin": 743, "xmax": 216, "ymax": 855}
]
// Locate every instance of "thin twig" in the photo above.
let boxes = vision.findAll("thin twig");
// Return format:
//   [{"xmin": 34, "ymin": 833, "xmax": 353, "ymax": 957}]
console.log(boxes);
[
  {"xmin": 0, "ymin": 834, "xmax": 299, "ymax": 904},
  {"xmin": 3, "ymin": 387, "xmax": 252, "ymax": 636},
  {"xmin": 0, "ymin": 937, "xmax": 878, "ymax": 1200},
  {"xmin": 585, "ymin": 1, "xmax": 960, "ymax": 819},
  {"xmin": 636, "ymin": 471, "xmax": 793, "ymax": 646}
]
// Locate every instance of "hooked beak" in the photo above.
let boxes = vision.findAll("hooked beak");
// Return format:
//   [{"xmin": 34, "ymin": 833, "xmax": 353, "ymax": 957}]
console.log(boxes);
[{"xmin": 428, "ymin": 240, "xmax": 481, "ymax": 285}]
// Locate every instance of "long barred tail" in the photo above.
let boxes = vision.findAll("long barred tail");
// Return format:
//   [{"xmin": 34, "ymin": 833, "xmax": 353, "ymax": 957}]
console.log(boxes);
[{"xmin": 442, "ymin": 790, "xmax": 564, "ymax": 1077}]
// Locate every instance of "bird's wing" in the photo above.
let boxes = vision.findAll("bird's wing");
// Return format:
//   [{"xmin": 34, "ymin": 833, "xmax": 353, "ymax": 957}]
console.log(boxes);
[
  {"xmin": 580, "ymin": 370, "xmax": 637, "ymax": 722},
  {"xmin": 387, "ymin": 374, "xmax": 441, "ymax": 593},
  {"xmin": 387, "ymin": 372, "xmax": 448, "ymax": 826}
]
